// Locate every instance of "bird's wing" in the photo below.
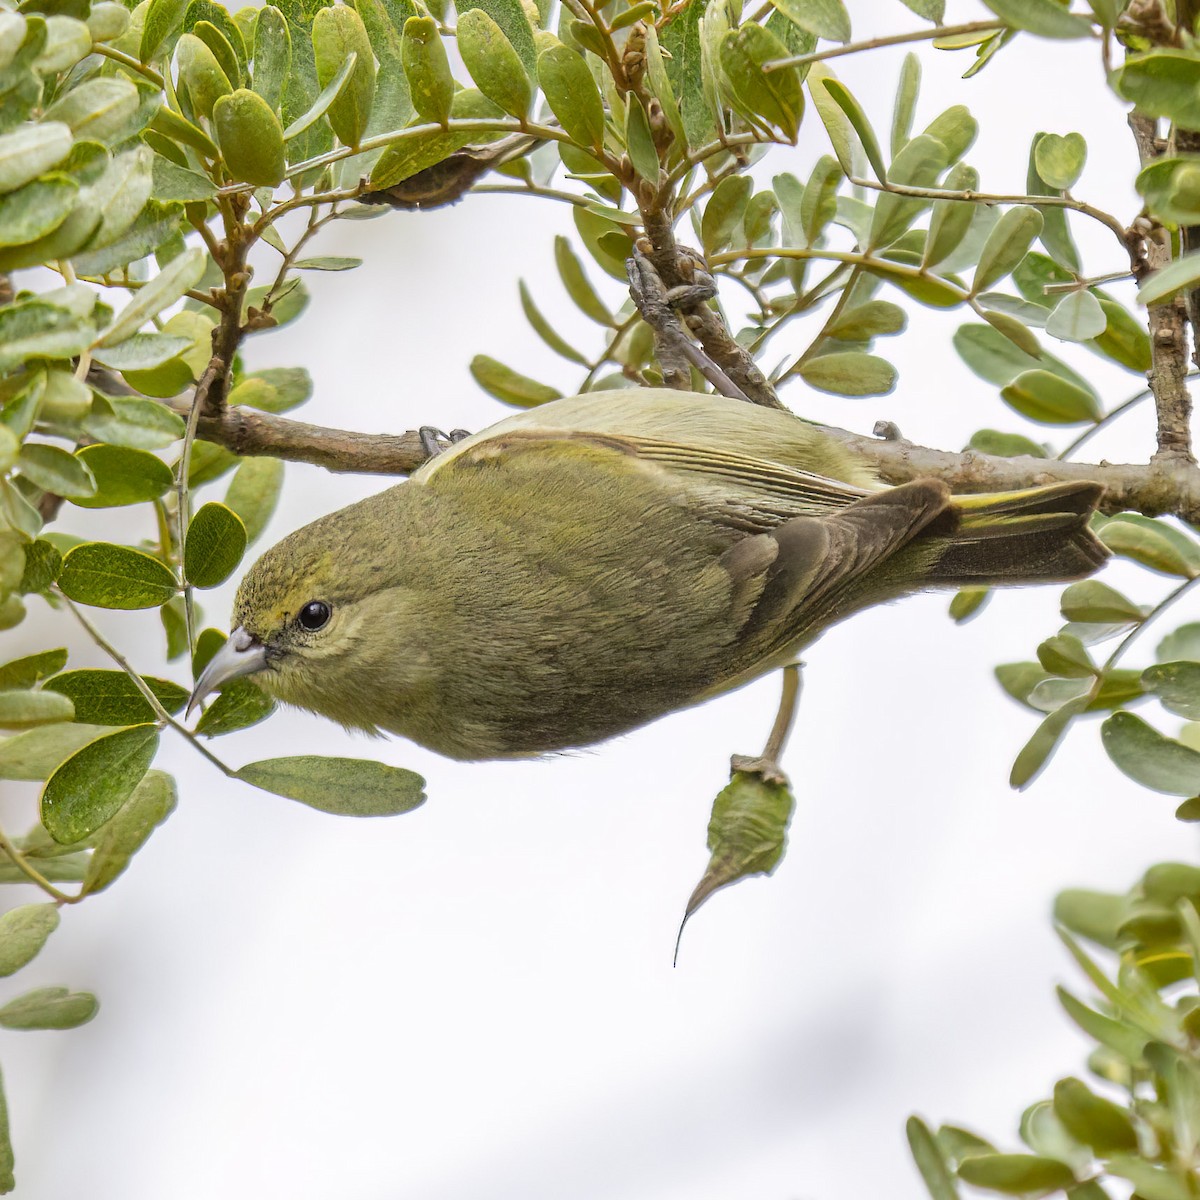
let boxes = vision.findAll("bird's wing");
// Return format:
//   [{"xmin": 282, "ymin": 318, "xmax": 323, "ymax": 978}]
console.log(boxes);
[{"xmin": 417, "ymin": 426, "xmax": 872, "ymax": 532}]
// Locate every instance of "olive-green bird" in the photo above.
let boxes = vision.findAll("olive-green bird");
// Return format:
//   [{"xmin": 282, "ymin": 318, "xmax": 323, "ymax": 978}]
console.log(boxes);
[{"xmin": 188, "ymin": 390, "xmax": 1107, "ymax": 760}]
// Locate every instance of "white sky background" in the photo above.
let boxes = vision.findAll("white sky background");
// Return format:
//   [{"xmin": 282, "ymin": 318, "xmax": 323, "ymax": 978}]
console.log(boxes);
[{"xmin": 2, "ymin": 2, "xmax": 1199, "ymax": 1196}]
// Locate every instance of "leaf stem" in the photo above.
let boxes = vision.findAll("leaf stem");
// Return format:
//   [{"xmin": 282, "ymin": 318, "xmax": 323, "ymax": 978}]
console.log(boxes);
[
  {"xmin": 0, "ymin": 826, "xmax": 79, "ymax": 905},
  {"xmin": 92, "ymin": 43, "xmax": 166, "ymax": 88},
  {"xmin": 57, "ymin": 596, "xmax": 237, "ymax": 778},
  {"xmin": 1057, "ymin": 387, "xmax": 1155, "ymax": 461}
]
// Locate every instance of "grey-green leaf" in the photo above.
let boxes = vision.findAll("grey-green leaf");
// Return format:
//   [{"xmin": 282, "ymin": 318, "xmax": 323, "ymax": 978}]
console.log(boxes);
[
  {"xmin": 235, "ymin": 755, "xmax": 426, "ymax": 816},
  {"xmin": 1102, "ymin": 711, "xmax": 1200, "ymax": 796},
  {"xmin": 82, "ymin": 768, "xmax": 177, "ymax": 894},
  {"xmin": 0, "ymin": 904, "xmax": 59, "ymax": 976},
  {"xmin": 0, "ymin": 987, "xmax": 98, "ymax": 1031}
]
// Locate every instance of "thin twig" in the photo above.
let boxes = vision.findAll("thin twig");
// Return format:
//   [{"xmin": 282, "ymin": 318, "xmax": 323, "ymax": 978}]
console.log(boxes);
[
  {"xmin": 762, "ymin": 19, "xmax": 1011, "ymax": 72},
  {"xmin": 60, "ymin": 595, "xmax": 236, "ymax": 778},
  {"xmin": 0, "ymin": 826, "xmax": 79, "ymax": 905},
  {"xmin": 848, "ymin": 175, "xmax": 1131, "ymax": 256},
  {"xmin": 92, "ymin": 43, "xmax": 166, "ymax": 87}
]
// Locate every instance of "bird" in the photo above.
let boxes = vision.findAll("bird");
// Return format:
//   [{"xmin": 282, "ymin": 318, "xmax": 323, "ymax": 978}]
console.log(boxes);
[{"xmin": 188, "ymin": 389, "xmax": 1108, "ymax": 760}]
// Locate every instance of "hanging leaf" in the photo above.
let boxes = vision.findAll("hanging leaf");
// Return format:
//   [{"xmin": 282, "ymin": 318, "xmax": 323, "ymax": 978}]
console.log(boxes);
[
  {"xmin": 82, "ymin": 769, "xmax": 178, "ymax": 894},
  {"xmin": 1000, "ymin": 369, "xmax": 1101, "ymax": 425},
  {"xmin": 456, "ymin": 8, "xmax": 529, "ymax": 119},
  {"xmin": 312, "ymin": 5, "xmax": 376, "ymax": 147},
  {"xmin": 799, "ymin": 352, "xmax": 896, "ymax": 396},
  {"xmin": 234, "ymin": 755, "xmax": 426, "ymax": 815},
  {"xmin": 0, "ymin": 905, "xmax": 59, "ymax": 977},
  {"xmin": 470, "ymin": 356, "xmax": 561, "ymax": 407},
  {"xmin": 71, "ymin": 445, "xmax": 174, "ymax": 508},
  {"xmin": 1102, "ymin": 711, "xmax": 1200, "ymax": 796},
  {"xmin": 213, "ymin": 88, "xmax": 286, "ymax": 186},
  {"xmin": 402, "ymin": 15, "xmax": 453, "ymax": 126},
  {"xmin": 1045, "ymin": 290, "xmax": 1106, "ymax": 342},
  {"xmin": 184, "ymin": 502, "xmax": 247, "ymax": 588},
  {"xmin": 538, "ymin": 43, "xmax": 605, "ymax": 150},
  {"xmin": 971, "ymin": 206, "xmax": 1043, "ymax": 295},
  {"xmin": 41, "ymin": 723, "xmax": 160, "ymax": 843}
]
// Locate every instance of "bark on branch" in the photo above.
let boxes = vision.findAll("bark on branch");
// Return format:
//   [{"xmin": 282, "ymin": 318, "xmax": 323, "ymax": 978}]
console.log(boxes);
[{"xmin": 179, "ymin": 398, "xmax": 1200, "ymax": 523}]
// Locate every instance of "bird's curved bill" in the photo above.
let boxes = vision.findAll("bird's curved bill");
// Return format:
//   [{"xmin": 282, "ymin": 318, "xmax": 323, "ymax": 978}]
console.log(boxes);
[{"xmin": 187, "ymin": 627, "xmax": 268, "ymax": 718}]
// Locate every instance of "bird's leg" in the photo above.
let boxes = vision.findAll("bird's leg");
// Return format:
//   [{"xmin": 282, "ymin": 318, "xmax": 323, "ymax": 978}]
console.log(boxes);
[
  {"xmin": 419, "ymin": 426, "xmax": 463, "ymax": 458},
  {"xmin": 626, "ymin": 241, "xmax": 753, "ymax": 403},
  {"xmin": 730, "ymin": 662, "xmax": 803, "ymax": 787}
]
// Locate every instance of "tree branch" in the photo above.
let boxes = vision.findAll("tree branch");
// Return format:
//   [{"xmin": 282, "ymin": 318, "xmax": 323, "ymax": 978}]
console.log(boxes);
[
  {"xmin": 177, "ymin": 398, "xmax": 1200, "ymax": 522},
  {"xmin": 1128, "ymin": 111, "xmax": 1196, "ymax": 463}
]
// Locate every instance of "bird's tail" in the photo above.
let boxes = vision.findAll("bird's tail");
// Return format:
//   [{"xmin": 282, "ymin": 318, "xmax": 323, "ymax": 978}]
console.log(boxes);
[{"xmin": 926, "ymin": 480, "xmax": 1109, "ymax": 585}]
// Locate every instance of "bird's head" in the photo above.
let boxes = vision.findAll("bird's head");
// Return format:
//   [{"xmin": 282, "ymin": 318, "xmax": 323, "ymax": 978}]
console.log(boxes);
[{"xmin": 186, "ymin": 498, "xmax": 418, "ymax": 730}]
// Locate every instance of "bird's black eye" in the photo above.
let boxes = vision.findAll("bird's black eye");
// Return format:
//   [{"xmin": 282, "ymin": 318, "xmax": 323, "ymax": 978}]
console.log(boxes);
[{"xmin": 298, "ymin": 600, "xmax": 331, "ymax": 631}]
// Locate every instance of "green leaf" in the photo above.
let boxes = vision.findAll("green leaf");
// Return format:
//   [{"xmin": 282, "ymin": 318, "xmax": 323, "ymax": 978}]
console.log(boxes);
[
  {"xmin": 44, "ymin": 670, "xmax": 188, "ymax": 724},
  {"xmin": 0, "ymin": 904, "xmax": 58, "ymax": 976},
  {"xmin": 231, "ymin": 366, "xmax": 312, "ymax": 413},
  {"xmin": 0, "ymin": 690, "xmax": 74, "ymax": 731},
  {"xmin": 400, "ymin": 15, "xmax": 452, "ymax": 125},
  {"xmin": 82, "ymin": 768, "xmax": 177, "ymax": 894},
  {"xmin": 1115, "ymin": 51, "xmax": 1200, "ymax": 129},
  {"xmin": 1052, "ymin": 1077, "xmax": 1137, "ymax": 1153},
  {"xmin": 798, "ymin": 352, "xmax": 896, "ymax": 396},
  {"xmin": 0, "ymin": 174, "xmax": 77, "ymax": 249},
  {"xmin": 176, "ymin": 30, "xmax": 232, "ymax": 120},
  {"xmin": 624, "ymin": 96, "xmax": 659, "ymax": 183},
  {"xmin": 538, "ymin": 42, "xmax": 605, "ymax": 149},
  {"xmin": 981, "ymin": 0, "xmax": 1093, "ymax": 37},
  {"xmin": 17, "ymin": 443, "xmax": 96, "ymax": 499},
  {"xmin": 469, "ymin": 356, "xmax": 561, "ymax": 407},
  {"xmin": 90, "ymin": 332, "xmax": 193, "ymax": 372},
  {"xmin": 1102, "ymin": 711, "xmax": 1200, "ymax": 795},
  {"xmin": 1060, "ymin": 579, "xmax": 1143, "ymax": 624},
  {"xmin": 679, "ymin": 769, "xmax": 794, "ymax": 946},
  {"xmin": 250, "ymin": 5, "xmax": 290, "ymax": 111},
  {"xmin": 1158, "ymin": 622, "xmax": 1200, "ymax": 663},
  {"xmin": 97, "ymin": 246, "xmax": 206, "ymax": 346},
  {"xmin": 313, "ymin": 4, "xmax": 375, "ymax": 147},
  {"xmin": 81, "ymin": 397, "xmax": 186, "ymax": 451},
  {"xmin": 0, "ymin": 648, "xmax": 67, "ymax": 691},
  {"xmin": 0, "ymin": 986, "xmax": 98, "ymax": 1030},
  {"xmin": 553, "ymin": 234, "xmax": 611, "ymax": 325},
  {"xmin": 194, "ymin": 676, "xmax": 274, "ymax": 736},
  {"xmin": 71, "ymin": 444, "xmax": 173, "ymax": 508},
  {"xmin": 234, "ymin": 755, "xmax": 426, "ymax": 815},
  {"xmin": 0, "ymin": 301, "xmax": 92, "ymax": 375},
  {"xmin": 1138, "ymin": 250, "xmax": 1200, "ymax": 307},
  {"xmin": 1045, "ymin": 290, "xmax": 1106, "ymax": 342},
  {"xmin": 661, "ymin": 0, "xmax": 712, "ymax": 150},
  {"xmin": 906, "ymin": 1115, "xmax": 960, "ymax": 1200},
  {"xmin": 184, "ymin": 501, "xmax": 246, "ymax": 588},
  {"xmin": 517, "ymin": 280, "xmax": 587, "ymax": 365},
  {"xmin": 766, "ymin": 0, "xmax": 848, "ymax": 41},
  {"xmin": 223, "ymin": 457, "xmax": 283, "ymax": 544},
  {"xmin": 1100, "ymin": 515, "xmax": 1200, "ymax": 578},
  {"xmin": 701, "ymin": 174, "xmax": 752, "ymax": 255},
  {"xmin": 1089, "ymin": 299, "xmax": 1151, "ymax": 372},
  {"xmin": 869, "ymin": 134, "xmax": 950, "ymax": 248},
  {"xmin": 0, "ymin": 122, "xmax": 72, "ymax": 195},
  {"xmin": 957, "ymin": 1152, "xmax": 1076, "ymax": 1193},
  {"xmin": 45, "ymin": 77, "xmax": 141, "ymax": 144},
  {"xmin": 292, "ymin": 255, "xmax": 362, "ymax": 271},
  {"xmin": 213, "ymin": 88, "xmax": 286, "ymax": 186},
  {"xmin": 17, "ymin": 540, "xmax": 61, "ymax": 596},
  {"xmin": 972, "ymin": 206, "xmax": 1043, "ymax": 295},
  {"xmin": 41, "ymin": 722, "xmax": 159, "ymax": 843},
  {"xmin": 890, "ymin": 53, "xmax": 920, "ymax": 158},
  {"xmin": 1010, "ymin": 697, "xmax": 1087, "ymax": 789},
  {"xmin": 141, "ymin": 0, "xmax": 187, "ymax": 61},
  {"xmin": 1000, "ymin": 369, "xmax": 1101, "ymax": 425},
  {"xmin": 58, "ymin": 543, "xmax": 178, "ymax": 609},
  {"xmin": 924, "ymin": 162, "xmax": 979, "ymax": 267},
  {"xmin": 720, "ymin": 23, "xmax": 804, "ymax": 142},
  {"xmin": 825, "ymin": 300, "xmax": 907, "ymax": 340},
  {"xmin": 1037, "ymin": 633, "xmax": 1094, "ymax": 679},
  {"xmin": 1054, "ymin": 888, "xmax": 1127, "ymax": 947},
  {"xmin": 1105, "ymin": 1156, "xmax": 1193, "ymax": 1200},
  {"xmin": 981, "ymin": 310, "xmax": 1042, "ymax": 358},
  {"xmin": 0, "ymin": 722, "xmax": 109, "ymax": 781},
  {"xmin": 1142, "ymin": 661, "xmax": 1200, "ymax": 720},
  {"xmin": 456, "ymin": 7, "xmax": 529, "ymax": 119},
  {"xmin": 821, "ymin": 77, "xmax": 884, "ymax": 180},
  {"xmin": 1034, "ymin": 131, "xmax": 1086, "ymax": 190}
]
